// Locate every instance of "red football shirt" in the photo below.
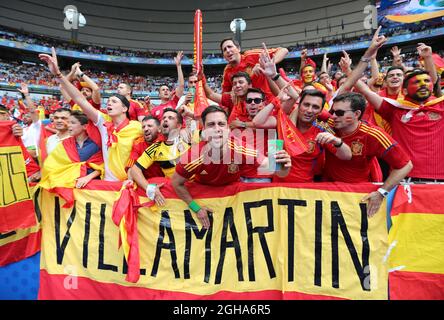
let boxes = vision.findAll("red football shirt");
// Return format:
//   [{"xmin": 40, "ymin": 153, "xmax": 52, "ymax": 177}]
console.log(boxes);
[
  {"xmin": 273, "ymin": 124, "xmax": 337, "ymax": 183},
  {"xmin": 126, "ymin": 137, "xmax": 164, "ymax": 179},
  {"xmin": 378, "ymin": 97, "xmax": 444, "ymax": 179},
  {"xmin": 128, "ymin": 99, "xmax": 148, "ymax": 121},
  {"xmin": 222, "ymin": 49, "xmax": 278, "ymax": 102},
  {"xmin": 323, "ymin": 122, "xmax": 410, "ymax": 183},
  {"xmin": 176, "ymin": 139, "xmax": 263, "ymax": 185},
  {"xmin": 150, "ymin": 95, "xmax": 179, "ymax": 121}
]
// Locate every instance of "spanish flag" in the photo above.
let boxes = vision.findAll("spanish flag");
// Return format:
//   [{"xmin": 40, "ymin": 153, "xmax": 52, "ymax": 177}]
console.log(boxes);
[
  {"xmin": 388, "ymin": 184, "xmax": 444, "ymax": 299},
  {"xmin": 101, "ymin": 114, "xmax": 143, "ymax": 181},
  {"xmin": 39, "ymin": 136, "xmax": 104, "ymax": 208},
  {"xmin": 0, "ymin": 121, "xmax": 37, "ymax": 233}
]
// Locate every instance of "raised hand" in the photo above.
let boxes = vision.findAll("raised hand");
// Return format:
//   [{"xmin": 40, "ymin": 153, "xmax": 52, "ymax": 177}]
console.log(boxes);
[
  {"xmin": 365, "ymin": 26, "xmax": 387, "ymax": 59},
  {"xmin": 18, "ymin": 82, "xmax": 29, "ymax": 96},
  {"xmin": 174, "ymin": 51, "xmax": 184, "ymax": 66},
  {"xmin": 258, "ymin": 43, "xmax": 277, "ymax": 78},
  {"xmin": 417, "ymin": 43, "xmax": 433, "ymax": 58},
  {"xmin": 39, "ymin": 47, "xmax": 61, "ymax": 76}
]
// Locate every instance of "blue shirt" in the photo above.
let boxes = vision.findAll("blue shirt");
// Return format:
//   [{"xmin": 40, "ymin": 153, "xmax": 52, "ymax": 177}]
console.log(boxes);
[{"xmin": 76, "ymin": 138, "xmax": 100, "ymax": 174}]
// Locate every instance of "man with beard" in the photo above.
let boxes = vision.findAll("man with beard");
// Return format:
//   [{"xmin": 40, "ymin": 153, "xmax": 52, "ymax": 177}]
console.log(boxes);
[
  {"xmin": 220, "ymin": 38, "xmax": 288, "ymax": 101},
  {"xmin": 129, "ymin": 108, "xmax": 191, "ymax": 206},
  {"xmin": 126, "ymin": 116, "xmax": 164, "ymax": 179},
  {"xmin": 345, "ymin": 31, "xmax": 444, "ymax": 181},
  {"xmin": 171, "ymin": 105, "xmax": 291, "ymax": 229}
]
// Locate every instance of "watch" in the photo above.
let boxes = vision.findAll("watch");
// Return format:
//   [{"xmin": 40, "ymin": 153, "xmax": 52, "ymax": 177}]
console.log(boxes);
[
  {"xmin": 272, "ymin": 73, "xmax": 281, "ymax": 81},
  {"xmin": 377, "ymin": 187, "xmax": 389, "ymax": 198}
]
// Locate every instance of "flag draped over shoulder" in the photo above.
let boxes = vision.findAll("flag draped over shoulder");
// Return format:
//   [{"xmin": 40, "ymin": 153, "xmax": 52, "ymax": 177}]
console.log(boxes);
[
  {"xmin": 383, "ymin": 95, "xmax": 444, "ymax": 111},
  {"xmin": 0, "ymin": 121, "xmax": 36, "ymax": 233},
  {"xmin": 104, "ymin": 117, "xmax": 142, "ymax": 181},
  {"xmin": 39, "ymin": 136, "xmax": 103, "ymax": 208},
  {"xmin": 193, "ymin": 9, "xmax": 210, "ymax": 117}
]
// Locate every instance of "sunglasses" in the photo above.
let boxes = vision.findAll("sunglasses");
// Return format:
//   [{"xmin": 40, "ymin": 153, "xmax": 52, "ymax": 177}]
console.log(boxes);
[
  {"xmin": 330, "ymin": 109, "xmax": 354, "ymax": 117},
  {"xmin": 245, "ymin": 98, "xmax": 263, "ymax": 104}
]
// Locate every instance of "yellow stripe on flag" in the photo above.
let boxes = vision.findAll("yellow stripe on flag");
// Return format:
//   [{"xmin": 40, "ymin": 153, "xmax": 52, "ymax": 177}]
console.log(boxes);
[{"xmin": 388, "ymin": 213, "xmax": 444, "ymax": 274}]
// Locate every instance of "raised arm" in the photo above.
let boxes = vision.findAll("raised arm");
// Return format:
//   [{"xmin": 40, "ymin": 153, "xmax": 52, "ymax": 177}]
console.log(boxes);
[
  {"xmin": 272, "ymin": 46, "xmax": 289, "ymax": 64},
  {"xmin": 342, "ymin": 27, "xmax": 387, "ymax": 93},
  {"xmin": 17, "ymin": 83, "xmax": 39, "ymax": 122},
  {"xmin": 417, "ymin": 43, "xmax": 438, "ymax": 86},
  {"xmin": 76, "ymin": 64, "xmax": 102, "ymax": 105},
  {"xmin": 321, "ymin": 53, "xmax": 329, "ymax": 74},
  {"xmin": 174, "ymin": 51, "xmax": 185, "ymax": 98},
  {"xmin": 39, "ymin": 47, "xmax": 99, "ymax": 122}
]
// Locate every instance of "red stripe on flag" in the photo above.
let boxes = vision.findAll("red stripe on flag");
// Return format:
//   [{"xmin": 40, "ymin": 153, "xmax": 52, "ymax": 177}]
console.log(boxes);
[
  {"xmin": 38, "ymin": 270, "xmax": 345, "ymax": 300},
  {"xmin": 391, "ymin": 184, "xmax": 444, "ymax": 217},
  {"xmin": 0, "ymin": 200, "xmax": 36, "ymax": 233},
  {"xmin": 0, "ymin": 230, "xmax": 41, "ymax": 267},
  {"xmin": 389, "ymin": 271, "xmax": 444, "ymax": 300},
  {"xmin": 82, "ymin": 180, "xmax": 381, "ymax": 200}
]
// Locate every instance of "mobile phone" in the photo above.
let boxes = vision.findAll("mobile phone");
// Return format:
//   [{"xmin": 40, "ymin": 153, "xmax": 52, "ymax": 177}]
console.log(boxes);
[{"xmin": 268, "ymin": 139, "xmax": 284, "ymax": 172}]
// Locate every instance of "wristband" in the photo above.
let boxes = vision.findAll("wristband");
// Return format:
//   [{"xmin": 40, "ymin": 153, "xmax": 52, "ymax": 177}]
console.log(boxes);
[
  {"xmin": 360, "ymin": 56, "xmax": 371, "ymax": 63},
  {"xmin": 55, "ymin": 72, "xmax": 63, "ymax": 78},
  {"xmin": 189, "ymin": 200, "xmax": 201, "ymax": 213},
  {"xmin": 272, "ymin": 73, "xmax": 281, "ymax": 81},
  {"xmin": 333, "ymin": 139, "xmax": 343, "ymax": 148},
  {"xmin": 78, "ymin": 72, "xmax": 85, "ymax": 78},
  {"xmin": 377, "ymin": 187, "xmax": 389, "ymax": 198},
  {"xmin": 146, "ymin": 184, "xmax": 157, "ymax": 200}
]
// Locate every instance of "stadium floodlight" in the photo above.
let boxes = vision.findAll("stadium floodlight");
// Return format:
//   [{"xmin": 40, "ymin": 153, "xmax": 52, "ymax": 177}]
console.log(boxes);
[
  {"xmin": 230, "ymin": 18, "xmax": 246, "ymax": 47},
  {"xmin": 64, "ymin": 7, "xmax": 86, "ymax": 28}
]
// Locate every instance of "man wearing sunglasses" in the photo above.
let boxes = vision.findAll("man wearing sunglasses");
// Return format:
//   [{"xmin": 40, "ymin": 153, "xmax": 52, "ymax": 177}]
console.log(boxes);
[{"xmin": 324, "ymin": 92, "xmax": 412, "ymax": 217}]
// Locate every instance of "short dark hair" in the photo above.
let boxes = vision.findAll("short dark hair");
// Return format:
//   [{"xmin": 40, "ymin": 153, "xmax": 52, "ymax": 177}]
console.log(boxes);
[
  {"xmin": 70, "ymin": 110, "xmax": 88, "ymax": 125},
  {"xmin": 142, "ymin": 115, "xmax": 160, "ymax": 126},
  {"xmin": 219, "ymin": 38, "xmax": 240, "ymax": 53},
  {"xmin": 403, "ymin": 69, "xmax": 430, "ymax": 88},
  {"xmin": 122, "ymin": 82, "xmax": 132, "ymax": 94},
  {"xmin": 54, "ymin": 107, "xmax": 72, "ymax": 115},
  {"xmin": 333, "ymin": 92, "xmax": 367, "ymax": 120},
  {"xmin": 162, "ymin": 107, "xmax": 183, "ymax": 125},
  {"xmin": 318, "ymin": 71, "xmax": 329, "ymax": 78},
  {"xmin": 201, "ymin": 105, "xmax": 228, "ymax": 126},
  {"xmin": 246, "ymin": 88, "xmax": 265, "ymax": 100},
  {"xmin": 0, "ymin": 104, "xmax": 8, "ymax": 113},
  {"xmin": 231, "ymin": 71, "xmax": 251, "ymax": 84},
  {"xmin": 158, "ymin": 84, "xmax": 170, "ymax": 91},
  {"xmin": 385, "ymin": 66, "xmax": 404, "ymax": 80},
  {"xmin": 299, "ymin": 89, "xmax": 326, "ymax": 109},
  {"xmin": 337, "ymin": 74, "xmax": 348, "ymax": 85}
]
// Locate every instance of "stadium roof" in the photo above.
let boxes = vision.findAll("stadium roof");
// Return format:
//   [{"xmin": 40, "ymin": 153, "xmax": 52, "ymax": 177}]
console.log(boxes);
[{"xmin": 0, "ymin": 0, "xmax": 370, "ymax": 52}]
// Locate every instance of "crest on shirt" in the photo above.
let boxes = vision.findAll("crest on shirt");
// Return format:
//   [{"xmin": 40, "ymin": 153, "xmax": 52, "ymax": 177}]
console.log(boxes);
[
  {"xmin": 428, "ymin": 112, "xmax": 441, "ymax": 121},
  {"xmin": 306, "ymin": 140, "xmax": 316, "ymax": 154},
  {"xmin": 228, "ymin": 163, "xmax": 239, "ymax": 174},
  {"xmin": 351, "ymin": 141, "xmax": 363, "ymax": 156}
]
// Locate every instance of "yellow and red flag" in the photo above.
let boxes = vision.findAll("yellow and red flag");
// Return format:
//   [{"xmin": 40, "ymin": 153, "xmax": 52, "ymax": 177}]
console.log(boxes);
[
  {"xmin": 276, "ymin": 108, "xmax": 308, "ymax": 157},
  {"xmin": 0, "ymin": 121, "xmax": 37, "ymax": 233},
  {"xmin": 388, "ymin": 184, "xmax": 444, "ymax": 300},
  {"xmin": 38, "ymin": 181, "xmax": 389, "ymax": 300}
]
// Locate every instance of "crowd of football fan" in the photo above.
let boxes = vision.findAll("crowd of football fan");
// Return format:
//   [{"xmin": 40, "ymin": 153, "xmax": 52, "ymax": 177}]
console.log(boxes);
[{"xmin": 3, "ymin": 25, "xmax": 444, "ymax": 227}]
